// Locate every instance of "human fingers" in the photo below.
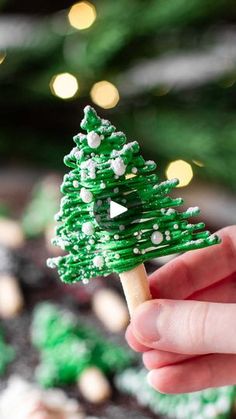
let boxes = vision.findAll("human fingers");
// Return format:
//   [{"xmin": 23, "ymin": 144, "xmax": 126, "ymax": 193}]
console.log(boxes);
[
  {"xmin": 125, "ymin": 324, "xmax": 149, "ymax": 352},
  {"xmin": 131, "ymin": 299, "xmax": 236, "ymax": 354},
  {"xmin": 143, "ymin": 349, "xmax": 195, "ymax": 370},
  {"xmin": 189, "ymin": 272, "xmax": 236, "ymax": 302},
  {"xmin": 149, "ymin": 226, "xmax": 236, "ymax": 300},
  {"xmin": 147, "ymin": 354, "xmax": 236, "ymax": 394}
]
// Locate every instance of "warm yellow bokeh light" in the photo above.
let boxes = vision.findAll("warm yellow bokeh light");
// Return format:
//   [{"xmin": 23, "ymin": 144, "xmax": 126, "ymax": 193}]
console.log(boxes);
[
  {"xmin": 0, "ymin": 52, "xmax": 6, "ymax": 64},
  {"xmin": 166, "ymin": 159, "xmax": 193, "ymax": 187},
  {"xmin": 68, "ymin": 1, "xmax": 96, "ymax": 30},
  {"xmin": 50, "ymin": 73, "xmax": 79, "ymax": 99},
  {"xmin": 90, "ymin": 81, "xmax": 120, "ymax": 109}
]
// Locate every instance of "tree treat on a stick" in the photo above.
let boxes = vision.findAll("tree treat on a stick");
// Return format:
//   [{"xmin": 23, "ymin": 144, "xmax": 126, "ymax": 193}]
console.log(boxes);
[
  {"xmin": 31, "ymin": 303, "xmax": 134, "ymax": 402},
  {"xmin": 48, "ymin": 106, "xmax": 220, "ymax": 315}
]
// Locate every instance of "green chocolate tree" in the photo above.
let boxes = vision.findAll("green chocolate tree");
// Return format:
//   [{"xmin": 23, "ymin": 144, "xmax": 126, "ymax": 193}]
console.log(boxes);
[
  {"xmin": 116, "ymin": 368, "xmax": 236, "ymax": 419},
  {"xmin": 47, "ymin": 106, "xmax": 220, "ymax": 314},
  {"xmin": 31, "ymin": 303, "xmax": 135, "ymax": 389}
]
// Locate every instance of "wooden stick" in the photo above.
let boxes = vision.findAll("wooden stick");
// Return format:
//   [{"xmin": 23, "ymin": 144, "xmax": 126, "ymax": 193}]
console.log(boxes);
[{"xmin": 119, "ymin": 263, "xmax": 151, "ymax": 317}]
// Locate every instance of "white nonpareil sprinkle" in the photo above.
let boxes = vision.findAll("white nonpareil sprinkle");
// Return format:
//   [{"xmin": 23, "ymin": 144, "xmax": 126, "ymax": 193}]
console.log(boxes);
[
  {"xmin": 73, "ymin": 180, "xmax": 79, "ymax": 188},
  {"xmin": 174, "ymin": 224, "xmax": 179, "ymax": 229},
  {"xmin": 132, "ymin": 167, "xmax": 138, "ymax": 174},
  {"xmin": 87, "ymin": 131, "xmax": 101, "ymax": 149},
  {"xmin": 114, "ymin": 234, "xmax": 119, "ymax": 240},
  {"xmin": 133, "ymin": 248, "xmax": 139, "ymax": 254},
  {"xmin": 93, "ymin": 255, "xmax": 104, "ymax": 268},
  {"xmin": 80, "ymin": 187, "xmax": 93, "ymax": 203},
  {"xmin": 82, "ymin": 222, "xmax": 94, "ymax": 236},
  {"xmin": 153, "ymin": 224, "xmax": 159, "ymax": 230},
  {"xmin": 151, "ymin": 231, "xmax": 164, "ymax": 245},
  {"xmin": 110, "ymin": 157, "xmax": 127, "ymax": 176}
]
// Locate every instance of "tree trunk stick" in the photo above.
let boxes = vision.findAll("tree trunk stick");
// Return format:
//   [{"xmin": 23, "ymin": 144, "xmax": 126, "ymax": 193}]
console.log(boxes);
[{"xmin": 119, "ymin": 263, "xmax": 151, "ymax": 317}]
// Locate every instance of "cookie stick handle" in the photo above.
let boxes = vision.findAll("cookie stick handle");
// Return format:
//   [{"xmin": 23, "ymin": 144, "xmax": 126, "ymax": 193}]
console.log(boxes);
[{"xmin": 119, "ymin": 263, "xmax": 152, "ymax": 317}]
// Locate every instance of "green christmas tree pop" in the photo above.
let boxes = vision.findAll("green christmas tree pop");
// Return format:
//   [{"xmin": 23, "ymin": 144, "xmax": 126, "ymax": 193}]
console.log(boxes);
[
  {"xmin": 31, "ymin": 302, "xmax": 134, "ymax": 402},
  {"xmin": 48, "ymin": 106, "xmax": 220, "ymax": 314}
]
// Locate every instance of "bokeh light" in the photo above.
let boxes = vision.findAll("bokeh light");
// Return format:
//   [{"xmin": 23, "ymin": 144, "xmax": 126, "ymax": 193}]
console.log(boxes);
[
  {"xmin": 166, "ymin": 159, "xmax": 193, "ymax": 187},
  {"xmin": 192, "ymin": 159, "xmax": 204, "ymax": 167},
  {"xmin": 50, "ymin": 73, "xmax": 79, "ymax": 99},
  {"xmin": 0, "ymin": 52, "xmax": 6, "ymax": 65},
  {"xmin": 68, "ymin": 1, "xmax": 96, "ymax": 30},
  {"xmin": 90, "ymin": 81, "xmax": 120, "ymax": 109}
]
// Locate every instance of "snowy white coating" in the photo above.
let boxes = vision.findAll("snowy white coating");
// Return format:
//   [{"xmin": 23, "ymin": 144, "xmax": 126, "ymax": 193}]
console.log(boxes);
[
  {"xmin": 93, "ymin": 255, "xmax": 104, "ymax": 268},
  {"xmin": 87, "ymin": 131, "xmax": 102, "ymax": 149},
  {"xmin": 166, "ymin": 208, "xmax": 176, "ymax": 215},
  {"xmin": 81, "ymin": 159, "xmax": 97, "ymax": 179},
  {"xmin": 151, "ymin": 231, "xmax": 164, "ymax": 245},
  {"xmin": 80, "ymin": 187, "xmax": 93, "ymax": 203},
  {"xmin": 82, "ymin": 222, "xmax": 94, "ymax": 236},
  {"xmin": 111, "ymin": 141, "xmax": 138, "ymax": 158},
  {"xmin": 110, "ymin": 157, "xmax": 127, "ymax": 176},
  {"xmin": 71, "ymin": 147, "xmax": 84, "ymax": 160},
  {"xmin": 185, "ymin": 206, "xmax": 199, "ymax": 215}
]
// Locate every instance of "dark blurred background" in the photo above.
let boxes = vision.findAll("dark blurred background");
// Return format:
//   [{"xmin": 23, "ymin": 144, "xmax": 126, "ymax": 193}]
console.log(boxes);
[{"xmin": 0, "ymin": 0, "xmax": 236, "ymax": 225}]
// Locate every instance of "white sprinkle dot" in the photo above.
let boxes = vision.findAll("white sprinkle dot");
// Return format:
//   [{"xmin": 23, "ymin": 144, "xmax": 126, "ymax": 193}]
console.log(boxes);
[
  {"xmin": 82, "ymin": 222, "xmax": 94, "ymax": 236},
  {"xmin": 174, "ymin": 224, "xmax": 179, "ymax": 229},
  {"xmin": 101, "ymin": 182, "xmax": 106, "ymax": 189},
  {"xmin": 111, "ymin": 157, "xmax": 127, "ymax": 176},
  {"xmin": 114, "ymin": 234, "xmax": 119, "ymax": 240},
  {"xmin": 133, "ymin": 248, "xmax": 139, "ymax": 254},
  {"xmin": 73, "ymin": 180, "xmax": 79, "ymax": 188},
  {"xmin": 115, "ymin": 253, "xmax": 120, "ymax": 259},
  {"xmin": 151, "ymin": 231, "xmax": 164, "ymax": 245},
  {"xmin": 80, "ymin": 187, "xmax": 93, "ymax": 203},
  {"xmin": 132, "ymin": 167, "xmax": 138, "ymax": 174},
  {"xmin": 114, "ymin": 187, "xmax": 119, "ymax": 193},
  {"xmin": 93, "ymin": 255, "xmax": 104, "ymax": 268},
  {"xmin": 119, "ymin": 225, "xmax": 125, "ymax": 231},
  {"xmin": 87, "ymin": 131, "xmax": 101, "ymax": 149},
  {"xmin": 153, "ymin": 224, "xmax": 159, "ymax": 230}
]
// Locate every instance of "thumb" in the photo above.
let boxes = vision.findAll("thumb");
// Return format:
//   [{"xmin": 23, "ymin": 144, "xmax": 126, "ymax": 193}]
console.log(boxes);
[{"xmin": 131, "ymin": 299, "xmax": 236, "ymax": 355}]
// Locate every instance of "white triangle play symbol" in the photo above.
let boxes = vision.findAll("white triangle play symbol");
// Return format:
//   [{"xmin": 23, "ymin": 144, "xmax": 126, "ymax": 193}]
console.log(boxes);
[{"xmin": 110, "ymin": 200, "xmax": 128, "ymax": 219}]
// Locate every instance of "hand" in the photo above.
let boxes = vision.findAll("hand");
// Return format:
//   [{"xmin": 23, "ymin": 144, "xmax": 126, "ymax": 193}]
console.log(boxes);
[{"xmin": 126, "ymin": 226, "xmax": 236, "ymax": 394}]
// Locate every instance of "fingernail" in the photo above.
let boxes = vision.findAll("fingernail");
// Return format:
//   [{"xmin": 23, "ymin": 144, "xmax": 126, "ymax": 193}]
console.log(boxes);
[{"xmin": 131, "ymin": 302, "xmax": 161, "ymax": 344}]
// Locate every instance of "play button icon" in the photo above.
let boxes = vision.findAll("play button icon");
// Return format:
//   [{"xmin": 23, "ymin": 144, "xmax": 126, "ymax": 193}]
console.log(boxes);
[
  {"xmin": 93, "ymin": 184, "xmax": 143, "ymax": 233},
  {"xmin": 109, "ymin": 201, "xmax": 128, "ymax": 219}
]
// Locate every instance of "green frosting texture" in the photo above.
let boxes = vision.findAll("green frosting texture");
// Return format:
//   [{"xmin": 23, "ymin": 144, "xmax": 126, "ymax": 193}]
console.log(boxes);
[
  {"xmin": 31, "ymin": 303, "xmax": 135, "ymax": 387},
  {"xmin": 47, "ymin": 106, "xmax": 220, "ymax": 283},
  {"xmin": 116, "ymin": 368, "xmax": 235, "ymax": 419}
]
